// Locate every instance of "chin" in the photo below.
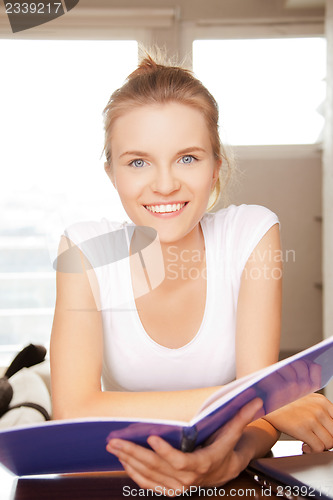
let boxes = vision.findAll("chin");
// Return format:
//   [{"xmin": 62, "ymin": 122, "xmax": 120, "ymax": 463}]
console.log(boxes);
[{"xmin": 157, "ymin": 229, "xmax": 189, "ymax": 245}]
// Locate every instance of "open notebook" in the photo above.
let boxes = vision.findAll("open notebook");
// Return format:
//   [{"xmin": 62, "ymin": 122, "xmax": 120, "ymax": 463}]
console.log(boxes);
[{"xmin": 0, "ymin": 336, "xmax": 333, "ymax": 476}]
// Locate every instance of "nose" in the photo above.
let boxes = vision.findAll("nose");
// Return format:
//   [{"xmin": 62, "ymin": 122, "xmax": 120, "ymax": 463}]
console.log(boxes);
[{"xmin": 151, "ymin": 166, "xmax": 180, "ymax": 195}]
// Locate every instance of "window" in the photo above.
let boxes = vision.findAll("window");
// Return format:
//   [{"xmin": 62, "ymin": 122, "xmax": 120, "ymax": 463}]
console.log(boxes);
[
  {"xmin": 193, "ymin": 37, "xmax": 326, "ymax": 145},
  {"xmin": 0, "ymin": 39, "xmax": 138, "ymax": 365}
]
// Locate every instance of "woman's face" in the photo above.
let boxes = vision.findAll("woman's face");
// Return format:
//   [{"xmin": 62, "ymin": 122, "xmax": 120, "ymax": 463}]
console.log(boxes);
[{"xmin": 105, "ymin": 102, "xmax": 220, "ymax": 244}]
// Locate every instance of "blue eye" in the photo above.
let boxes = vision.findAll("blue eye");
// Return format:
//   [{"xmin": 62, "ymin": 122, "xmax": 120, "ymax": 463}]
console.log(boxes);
[
  {"xmin": 130, "ymin": 159, "xmax": 145, "ymax": 168},
  {"xmin": 180, "ymin": 155, "xmax": 196, "ymax": 164}
]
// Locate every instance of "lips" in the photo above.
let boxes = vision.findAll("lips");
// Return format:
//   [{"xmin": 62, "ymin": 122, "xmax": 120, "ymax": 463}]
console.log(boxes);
[{"xmin": 144, "ymin": 202, "xmax": 188, "ymax": 214}]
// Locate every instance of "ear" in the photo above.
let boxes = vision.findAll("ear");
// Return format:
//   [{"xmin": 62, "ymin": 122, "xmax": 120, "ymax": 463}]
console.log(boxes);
[
  {"xmin": 212, "ymin": 159, "xmax": 222, "ymax": 188},
  {"xmin": 104, "ymin": 162, "xmax": 116, "ymax": 189}
]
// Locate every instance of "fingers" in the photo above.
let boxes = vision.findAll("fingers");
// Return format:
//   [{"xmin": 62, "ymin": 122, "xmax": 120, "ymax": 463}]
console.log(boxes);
[
  {"xmin": 107, "ymin": 438, "xmax": 168, "ymax": 476},
  {"xmin": 295, "ymin": 395, "xmax": 333, "ymax": 452},
  {"xmin": 301, "ymin": 432, "xmax": 326, "ymax": 454},
  {"xmin": 148, "ymin": 436, "xmax": 208, "ymax": 485},
  {"xmin": 309, "ymin": 363, "xmax": 322, "ymax": 390},
  {"xmin": 292, "ymin": 360, "xmax": 309, "ymax": 380},
  {"xmin": 149, "ymin": 398, "xmax": 263, "ymax": 472},
  {"xmin": 326, "ymin": 399, "xmax": 333, "ymax": 420},
  {"xmin": 106, "ymin": 398, "xmax": 263, "ymax": 492},
  {"xmin": 303, "ymin": 397, "xmax": 333, "ymax": 451},
  {"xmin": 107, "ymin": 437, "xmax": 206, "ymax": 490},
  {"xmin": 302, "ymin": 443, "xmax": 312, "ymax": 454},
  {"xmin": 312, "ymin": 427, "xmax": 333, "ymax": 452},
  {"xmin": 147, "ymin": 435, "xmax": 195, "ymax": 470},
  {"xmin": 278, "ymin": 362, "xmax": 312, "ymax": 399},
  {"xmin": 121, "ymin": 459, "xmax": 185, "ymax": 496},
  {"xmin": 278, "ymin": 364, "xmax": 299, "ymax": 382},
  {"xmin": 302, "ymin": 430, "xmax": 333, "ymax": 454},
  {"xmin": 211, "ymin": 398, "xmax": 264, "ymax": 449},
  {"xmin": 316, "ymin": 411, "xmax": 333, "ymax": 446},
  {"xmin": 220, "ymin": 398, "xmax": 264, "ymax": 448},
  {"xmin": 107, "ymin": 439, "xmax": 183, "ymax": 490},
  {"xmin": 121, "ymin": 459, "xmax": 184, "ymax": 492},
  {"xmin": 259, "ymin": 361, "xmax": 320, "ymax": 413}
]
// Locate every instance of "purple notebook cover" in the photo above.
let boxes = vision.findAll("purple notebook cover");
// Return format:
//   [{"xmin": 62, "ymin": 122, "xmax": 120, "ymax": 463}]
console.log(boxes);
[{"xmin": 0, "ymin": 336, "xmax": 332, "ymax": 476}]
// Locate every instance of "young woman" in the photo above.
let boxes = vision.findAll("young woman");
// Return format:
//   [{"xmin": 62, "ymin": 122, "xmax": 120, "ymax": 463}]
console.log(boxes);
[{"xmin": 50, "ymin": 53, "xmax": 333, "ymax": 492}]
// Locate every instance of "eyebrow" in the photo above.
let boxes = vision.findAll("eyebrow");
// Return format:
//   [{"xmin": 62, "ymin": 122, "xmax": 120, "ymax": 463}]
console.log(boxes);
[{"xmin": 119, "ymin": 146, "xmax": 207, "ymax": 159}]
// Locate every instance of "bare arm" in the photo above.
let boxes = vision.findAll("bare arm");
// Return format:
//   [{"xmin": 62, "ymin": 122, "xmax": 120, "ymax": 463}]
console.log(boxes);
[
  {"xmin": 236, "ymin": 223, "xmax": 333, "ymax": 453},
  {"xmin": 50, "ymin": 236, "xmax": 220, "ymax": 422},
  {"xmin": 236, "ymin": 223, "xmax": 282, "ymax": 377},
  {"xmin": 234, "ymin": 223, "xmax": 283, "ymax": 454}
]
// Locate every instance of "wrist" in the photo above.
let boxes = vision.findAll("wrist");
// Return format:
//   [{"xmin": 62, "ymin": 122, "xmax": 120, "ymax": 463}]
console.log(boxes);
[
  {"xmin": 242, "ymin": 418, "xmax": 281, "ymax": 461},
  {"xmin": 261, "ymin": 415, "xmax": 279, "ymax": 431}
]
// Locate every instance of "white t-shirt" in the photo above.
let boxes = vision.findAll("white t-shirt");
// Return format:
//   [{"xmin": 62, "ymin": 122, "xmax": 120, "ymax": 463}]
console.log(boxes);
[{"xmin": 62, "ymin": 204, "xmax": 279, "ymax": 392}]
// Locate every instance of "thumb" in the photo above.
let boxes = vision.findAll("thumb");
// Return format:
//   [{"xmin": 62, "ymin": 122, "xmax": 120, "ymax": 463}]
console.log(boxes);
[{"xmin": 209, "ymin": 398, "xmax": 264, "ymax": 451}]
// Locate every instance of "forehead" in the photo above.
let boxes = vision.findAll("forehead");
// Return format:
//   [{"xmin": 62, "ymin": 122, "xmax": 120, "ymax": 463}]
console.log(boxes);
[{"xmin": 111, "ymin": 102, "xmax": 211, "ymax": 155}]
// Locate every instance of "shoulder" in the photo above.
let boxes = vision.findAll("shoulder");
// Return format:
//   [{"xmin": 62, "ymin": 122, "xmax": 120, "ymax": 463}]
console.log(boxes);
[
  {"xmin": 201, "ymin": 205, "xmax": 279, "ymax": 271},
  {"xmin": 62, "ymin": 218, "xmax": 129, "ymax": 245},
  {"xmin": 201, "ymin": 204, "xmax": 279, "ymax": 235},
  {"xmin": 59, "ymin": 218, "xmax": 133, "ymax": 270}
]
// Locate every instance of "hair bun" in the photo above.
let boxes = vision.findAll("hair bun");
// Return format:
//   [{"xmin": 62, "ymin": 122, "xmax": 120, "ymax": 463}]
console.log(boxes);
[
  {"xmin": 127, "ymin": 46, "xmax": 179, "ymax": 80},
  {"xmin": 128, "ymin": 54, "xmax": 159, "ymax": 79}
]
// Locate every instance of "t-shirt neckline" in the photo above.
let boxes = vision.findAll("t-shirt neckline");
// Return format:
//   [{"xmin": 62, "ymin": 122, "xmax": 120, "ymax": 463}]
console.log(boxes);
[{"xmin": 127, "ymin": 218, "xmax": 211, "ymax": 353}]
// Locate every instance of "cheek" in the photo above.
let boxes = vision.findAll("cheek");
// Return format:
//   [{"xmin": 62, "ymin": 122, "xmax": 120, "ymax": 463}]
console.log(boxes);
[
  {"xmin": 188, "ymin": 169, "xmax": 215, "ymax": 198},
  {"xmin": 113, "ymin": 172, "xmax": 138, "ymax": 200}
]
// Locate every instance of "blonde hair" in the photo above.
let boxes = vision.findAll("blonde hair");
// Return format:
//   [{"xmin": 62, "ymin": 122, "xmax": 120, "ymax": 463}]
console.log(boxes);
[{"xmin": 103, "ymin": 49, "xmax": 234, "ymax": 211}]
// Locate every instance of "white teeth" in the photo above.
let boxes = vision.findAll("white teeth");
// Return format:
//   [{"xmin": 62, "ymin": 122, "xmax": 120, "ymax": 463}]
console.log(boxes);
[{"xmin": 145, "ymin": 203, "xmax": 186, "ymax": 213}]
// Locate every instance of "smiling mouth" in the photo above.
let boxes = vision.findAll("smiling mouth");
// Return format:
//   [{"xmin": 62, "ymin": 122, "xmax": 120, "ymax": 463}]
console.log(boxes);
[{"xmin": 144, "ymin": 202, "xmax": 188, "ymax": 214}]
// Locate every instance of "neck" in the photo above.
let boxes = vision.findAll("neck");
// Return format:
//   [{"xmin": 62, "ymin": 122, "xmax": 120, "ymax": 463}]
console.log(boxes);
[
  {"xmin": 128, "ymin": 222, "xmax": 206, "ymax": 293},
  {"xmin": 159, "ymin": 223, "xmax": 206, "ymax": 284}
]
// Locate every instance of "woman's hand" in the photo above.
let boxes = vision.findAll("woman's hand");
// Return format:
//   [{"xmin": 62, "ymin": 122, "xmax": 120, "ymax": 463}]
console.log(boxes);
[
  {"xmin": 264, "ymin": 393, "xmax": 333, "ymax": 453},
  {"xmin": 106, "ymin": 398, "xmax": 263, "ymax": 495}
]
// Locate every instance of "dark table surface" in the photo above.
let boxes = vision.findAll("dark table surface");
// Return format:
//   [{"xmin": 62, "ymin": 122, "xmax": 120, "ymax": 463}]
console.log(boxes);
[{"xmin": 0, "ymin": 440, "xmax": 303, "ymax": 500}]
